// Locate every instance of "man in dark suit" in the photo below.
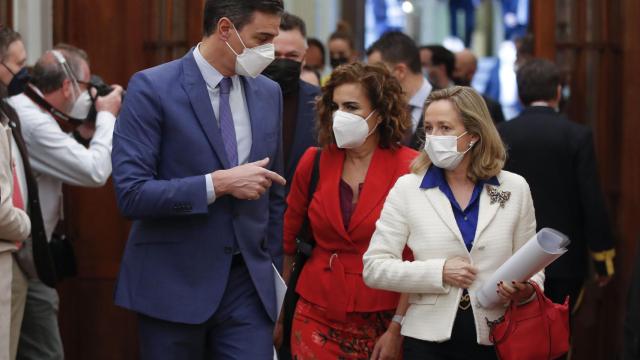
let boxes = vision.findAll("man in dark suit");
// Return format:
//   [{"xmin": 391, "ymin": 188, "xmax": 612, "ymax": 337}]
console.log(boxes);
[
  {"xmin": 366, "ymin": 31, "xmax": 432, "ymax": 150},
  {"xmin": 453, "ymin": 49, "xmax": 506, "ymax": 124},
  {"xmin": 111, "ymin": 1, "xmax": 287, "ymax": 359},
  {"xmin": 262, "ymin": 12, "xmax": 320, "ymax": 186},
  {"xmin": 499, "ymin": 59, "xmax": 615, "ymax": 309}
]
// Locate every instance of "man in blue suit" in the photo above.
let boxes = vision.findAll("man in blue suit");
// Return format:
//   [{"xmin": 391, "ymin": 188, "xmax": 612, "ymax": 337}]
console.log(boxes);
[
  {"xmin": 111, "ymin": 1, "xmax": 286, "ymax": 359},
  {"xmin": 261, "ymin": 12, "xmax": 320, "ymax": 186}
]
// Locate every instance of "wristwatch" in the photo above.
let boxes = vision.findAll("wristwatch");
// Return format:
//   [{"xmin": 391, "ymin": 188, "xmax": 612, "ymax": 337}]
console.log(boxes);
[{"xmin": 391, "ymin": 314, "xmax": 404, "ymax": 326}]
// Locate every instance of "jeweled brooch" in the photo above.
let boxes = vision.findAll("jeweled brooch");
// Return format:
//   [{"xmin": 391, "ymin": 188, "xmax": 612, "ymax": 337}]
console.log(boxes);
[{"xmin": 486, "ymin": 185, "xmax": 511, "ymax": 208}]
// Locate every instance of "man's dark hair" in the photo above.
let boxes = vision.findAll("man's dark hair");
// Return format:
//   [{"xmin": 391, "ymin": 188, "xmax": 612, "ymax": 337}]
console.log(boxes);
[
  {"xmin": 32, "ymin": 44, "xmax": 89, "ymax": 94},
  {"xmin": 307, "ymin": 38, "xmax": 325, "ymax": 65},
  {"xmin": 367, "ymin": 31, "xmax": 421, "ymax": 74},
  {"xmin": 202, "ymin": 0, "xmax": 284, "ymax": 36},
  {"xmin": 279, "ymin": 12, "xmax": 306, "ymax": 38},
  {"xmin": 517, "ymin": 58, "xmax": 561, "ymax": 106},
  {"xmin": 422, "ymin": 45, "xmax": 455, "ymax": 78},
  {"xmin": 0, "ymin": 26, "xmax": 21, "ymax": 61}
]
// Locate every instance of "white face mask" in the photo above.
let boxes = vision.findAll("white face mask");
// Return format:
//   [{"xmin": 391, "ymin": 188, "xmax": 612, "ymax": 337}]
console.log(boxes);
[
  {"xmin": 225, "ymin": 27, "xmax": 275, "ymax": 78},
  {"xmin": 424, "ymin": 131, "xmax": 475, "ymax": 170},
  {"xmin": 69, "ymin": 90, "xmax": 92, "ymax": 119},
  {"xmin": 332, "ymin": 110, "xmax": 377, "ymax": 149}
]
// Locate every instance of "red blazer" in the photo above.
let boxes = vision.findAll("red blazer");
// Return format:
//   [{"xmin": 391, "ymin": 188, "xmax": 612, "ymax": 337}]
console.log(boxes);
[{"xmin": 284, "ymin": 144, "xmax": 417, "ymax": 320}]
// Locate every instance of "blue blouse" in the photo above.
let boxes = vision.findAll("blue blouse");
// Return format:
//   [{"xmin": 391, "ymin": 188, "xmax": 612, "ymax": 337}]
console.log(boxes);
[{"xmin": 420, "ymin": 165, "xmax": 500, "ymax": 251}]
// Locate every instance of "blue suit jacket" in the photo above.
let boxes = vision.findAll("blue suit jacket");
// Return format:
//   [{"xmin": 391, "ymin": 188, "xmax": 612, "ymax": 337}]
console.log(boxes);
[
  {"xmin": 112, "ymin": 51, "xmax": 285, "ymax": 324},
  {"xmin": 285, "ymin": 80, "xmax": 320, "ymax": 184}
]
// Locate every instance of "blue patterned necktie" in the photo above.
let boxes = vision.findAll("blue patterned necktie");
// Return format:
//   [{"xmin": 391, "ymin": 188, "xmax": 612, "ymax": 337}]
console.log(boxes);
[{"xmin": 218, "ymin": 77, "xmax": 238, "ymax": 167}]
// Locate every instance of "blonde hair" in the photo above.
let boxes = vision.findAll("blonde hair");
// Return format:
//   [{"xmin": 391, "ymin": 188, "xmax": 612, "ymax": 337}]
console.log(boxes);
[{"xmin": 410, "ymin": 86, "xmax": 506, "ymax": 182}]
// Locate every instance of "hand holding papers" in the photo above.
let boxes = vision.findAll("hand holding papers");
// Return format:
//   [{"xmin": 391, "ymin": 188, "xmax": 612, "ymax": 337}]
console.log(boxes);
[{"xmin": 477, "ymin": 228, "xmax": 570, "ymax": 308}]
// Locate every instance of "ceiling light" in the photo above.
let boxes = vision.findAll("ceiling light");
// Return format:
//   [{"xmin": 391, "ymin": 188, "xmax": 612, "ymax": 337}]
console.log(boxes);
[{"xmin": 402, "ymin": 1, "xmax": 414, "ymax": 14}]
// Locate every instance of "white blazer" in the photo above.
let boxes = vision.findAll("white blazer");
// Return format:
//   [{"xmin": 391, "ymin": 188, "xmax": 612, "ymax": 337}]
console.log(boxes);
[
  {"xmin": 363, "ymin": 170, "xmax": 544, "ymax": 345},
  {"xmin": 0, "ymin": 115, "xmax": 30, "ymax": 251}
]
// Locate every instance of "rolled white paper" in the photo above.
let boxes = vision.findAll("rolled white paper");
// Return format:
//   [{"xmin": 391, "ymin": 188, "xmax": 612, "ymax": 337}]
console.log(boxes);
[{"xmin": 477, "ymin": 228, "xmax": 569, "ymax": 308}]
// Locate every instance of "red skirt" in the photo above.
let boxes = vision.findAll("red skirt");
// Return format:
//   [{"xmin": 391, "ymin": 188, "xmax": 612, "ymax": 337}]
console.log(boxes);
[{"xmin": 290, "ymin": 297, "xmax": 394, "ymax": 360}]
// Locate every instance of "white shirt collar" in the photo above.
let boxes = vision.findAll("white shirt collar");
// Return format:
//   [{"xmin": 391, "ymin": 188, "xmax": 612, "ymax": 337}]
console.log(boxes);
[
  {"xmin": 193, "ymin": 43, "xmax": 226, "ymax": 90},
  {"xmin": 409, "ymin": 77, "xmax": 432, "ymax": 110},
  {"xmin": 530, "ymin": 101, "xmax": 551, "ymax": 107}
]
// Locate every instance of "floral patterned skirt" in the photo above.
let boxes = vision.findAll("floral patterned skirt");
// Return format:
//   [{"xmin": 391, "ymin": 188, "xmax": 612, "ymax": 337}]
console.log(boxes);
[{"xmin": 290, "ymin": 297, "xmax": 394, "ymax": 360}]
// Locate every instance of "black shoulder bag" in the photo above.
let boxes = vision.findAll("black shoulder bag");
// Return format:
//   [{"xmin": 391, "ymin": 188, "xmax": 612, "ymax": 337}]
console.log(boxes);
[{"xmin": 279, "ymin": 148, "xmax": 321, "ymax": 360}]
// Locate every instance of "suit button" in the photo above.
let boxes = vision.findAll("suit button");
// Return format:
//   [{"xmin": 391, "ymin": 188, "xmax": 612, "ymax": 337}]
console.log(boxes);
[
  {"xmin": 224, "ymin": 246, "xmax": 233, "ymax": 254},
  {"xmin": 478, "ymin": 245, "xmax": 486, "ymax": 250}
]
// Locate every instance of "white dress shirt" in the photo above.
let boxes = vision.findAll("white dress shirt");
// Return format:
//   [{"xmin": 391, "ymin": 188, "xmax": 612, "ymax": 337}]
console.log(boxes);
[
  {"xmin": 408, "ymin": 78, "xmax": 432, "ymax": 133},
  {"xmin": 193, "ymin": 44, "xmax": 253, "ymax": 204},
  {"xmin": 8, "ymin": 89, "xmax": 115, "ymax": 241}
]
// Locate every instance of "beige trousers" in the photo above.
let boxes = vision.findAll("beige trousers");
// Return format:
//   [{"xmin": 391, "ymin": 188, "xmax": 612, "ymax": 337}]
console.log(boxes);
[
  {"xmin": 0, "ymin": 251, "xmax": 11, "ymax": 360},
  {"xmin": 10, "ymin": 256, "xmax": 28, "ymax": 360}
]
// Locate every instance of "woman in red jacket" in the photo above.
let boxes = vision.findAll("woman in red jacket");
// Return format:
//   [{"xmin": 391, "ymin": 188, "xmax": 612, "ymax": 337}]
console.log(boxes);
[{"xmin": 282, "ymin": 63, "xmax": 418, "ymax": 359}]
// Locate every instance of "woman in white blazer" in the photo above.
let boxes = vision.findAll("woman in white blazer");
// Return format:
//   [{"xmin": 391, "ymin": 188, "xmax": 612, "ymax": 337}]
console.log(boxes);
[{"xmin": 363, "ymin": 86, "xmax": 544, "ymax": 359}]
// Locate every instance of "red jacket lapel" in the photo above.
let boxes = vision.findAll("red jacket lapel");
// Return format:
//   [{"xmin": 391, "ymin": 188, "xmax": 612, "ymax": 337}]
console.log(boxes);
[
  {"xmin": 318, "ymin": 146, "xmax": 351, "ymax": 241},
  {"xmin": 348, "ymin": 147, "xmax": 399, "ymax": 232}
]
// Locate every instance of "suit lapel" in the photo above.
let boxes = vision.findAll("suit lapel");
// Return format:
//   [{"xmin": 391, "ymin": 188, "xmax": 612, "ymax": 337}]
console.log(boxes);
[
  {"xmin": 240, "ymin": 76, "xmax": 263, "ymax": 163},
  {"xmin": 423, "ymin": 188, "xmax": 466, "ymax": 248},
  {"xmin": 320, "ymin": 148, "xmax": 351, "ymax": 240},
  {"xmin": 181, "ymin": 52, "xmax": 231, "ymax": 169},
  {"xmin": 348, "ymin": 147, "xmax": 396, "ymax": 232},
  {"xmin": 409, "ymin": 112, "xmax": 425, "ymax": 150},
  {"xmin": 473, "ymin": 183, "xmax": 501, "ymax": 246}
]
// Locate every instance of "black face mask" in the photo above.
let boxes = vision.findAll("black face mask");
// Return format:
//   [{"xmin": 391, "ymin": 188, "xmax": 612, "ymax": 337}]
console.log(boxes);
[
  {"xmin": 330, "ymin": 56, "xmax": 349, "ymax": 69},
  {"xmin": 453, "ymin": 77, "xmax": 471, "ymax": 87},
  {"xmin": 2, "ymin": 63, "xmax": 30, "ymax": 96},
  {"xmin": 262, "ymin": 58, "xmax": 301, "ymax": 96}
]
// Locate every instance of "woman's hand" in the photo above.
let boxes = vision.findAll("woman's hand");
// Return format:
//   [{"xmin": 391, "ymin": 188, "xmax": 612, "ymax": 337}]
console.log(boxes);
[
  {"xmin": 497, "ymin": 281, "xmax": 535, "ymax": 305},
  {"xmin": 371, "ymin": 322, "xmax": 403, "ymax": 360},
  {"xmin": 443, "ymin": 257, "xmax": 478, "ymax": 289}
]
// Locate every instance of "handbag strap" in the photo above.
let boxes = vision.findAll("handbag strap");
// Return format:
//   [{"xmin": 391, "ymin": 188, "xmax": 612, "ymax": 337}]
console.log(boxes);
[
  {"xmin": 529, "ymin": 281, "xmax": 553, "ymax": 359},
  {"xmin": 296, "ymin": 147, "xmax": 322, "ymax": 256}
]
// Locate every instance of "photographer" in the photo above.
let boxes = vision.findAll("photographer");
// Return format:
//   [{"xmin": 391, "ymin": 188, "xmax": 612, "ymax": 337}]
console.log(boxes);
[{"xmin": 8, "ymin": 43, "xmax": 122, "ymax": 359}]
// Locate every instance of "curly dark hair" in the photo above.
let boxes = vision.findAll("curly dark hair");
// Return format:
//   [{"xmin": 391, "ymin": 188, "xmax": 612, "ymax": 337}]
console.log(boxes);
[{"xmin": 316, "ymin": 62, "xmax": 411, "ymax": 149}]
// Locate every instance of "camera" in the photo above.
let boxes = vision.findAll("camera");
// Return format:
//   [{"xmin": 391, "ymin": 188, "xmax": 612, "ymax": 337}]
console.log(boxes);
[{"xmin": 85, "ymin": 74, "xmax": 125, "ymax": 123}]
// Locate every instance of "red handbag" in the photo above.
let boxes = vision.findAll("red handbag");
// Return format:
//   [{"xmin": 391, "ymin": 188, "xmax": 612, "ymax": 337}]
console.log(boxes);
[{"xmin": 488, "ymin": 282, "xmax": 570, "ymax": 360}]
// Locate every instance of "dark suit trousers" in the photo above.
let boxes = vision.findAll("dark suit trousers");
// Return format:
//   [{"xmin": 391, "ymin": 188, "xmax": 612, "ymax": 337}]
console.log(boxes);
[
  {"xmin": 403, "ymin": 307, "xmax": 497, "ymax": 360},
  {"xmin": 137, "ymin": 255, "xmax": 273, "ymax": 360}
]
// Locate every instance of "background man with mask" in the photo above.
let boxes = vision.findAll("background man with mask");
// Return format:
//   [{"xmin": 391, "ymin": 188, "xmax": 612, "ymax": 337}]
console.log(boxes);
[
  {"xmin": 367, "ymin": 31, "xmax": 432, "ymax": 150},
  {"xmin": 111, "ymin": 0, "xmax": 287, "ymax": 358},
  {"xmin": 0, "ymin": 25, "xmax": 33, "ymax": 360},
  {"xmin": 0, "ymin": 27, "xmax": 28, "ymax": 98},
  {"xmin": 8, "ymin": 44, "xmax": 123, "ymax": 359},
  {"xmin": 453, "ymin": 49, "xmax": 506, "ymax": 124},
  {"xmin": 262, "ymin": 12, "xmax": 320, "ymax": 187},
  {"xmin": 419, "ymin": 45, "xmax": 455, "ymax": 90}
]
